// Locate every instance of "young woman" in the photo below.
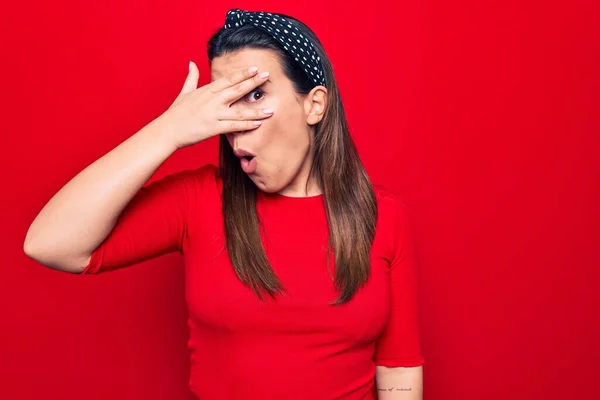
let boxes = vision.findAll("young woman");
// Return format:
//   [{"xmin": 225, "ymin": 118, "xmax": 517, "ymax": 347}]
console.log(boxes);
[{"xmin": 24, "ymin": 9, "xmax": 424, "ymax": 400}]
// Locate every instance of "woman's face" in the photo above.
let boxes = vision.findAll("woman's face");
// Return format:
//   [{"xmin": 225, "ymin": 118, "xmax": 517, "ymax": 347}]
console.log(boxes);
[{"xmin": 211, "ymin": 48, "xmax": 326, "ymax": 196}]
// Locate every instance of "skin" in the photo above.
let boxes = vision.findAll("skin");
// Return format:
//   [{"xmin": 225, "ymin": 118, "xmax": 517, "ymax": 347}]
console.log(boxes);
[
  {"xmin": 213, "ymin": 49, "xmax": 424, "ymax": 399},
  {"xmin": 376, "ymin": 365, "xmax": 423, "ymax": 399},
  {"xmin": 24, "ymin": 44, "xmax": 423, "ymax": 397},
  {"xmin": 211, "ymin": 48, "xmax": 327, "ymax": 197}
]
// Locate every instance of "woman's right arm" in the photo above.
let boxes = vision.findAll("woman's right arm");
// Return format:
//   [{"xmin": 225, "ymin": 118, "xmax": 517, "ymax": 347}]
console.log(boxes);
[
  {"xmin": 24, "ymin": 62, "xmax": 273, "ymax": 273},
  {"xmin": 23, "ymin": 118, "xmax": 178, "ymax": 273}
]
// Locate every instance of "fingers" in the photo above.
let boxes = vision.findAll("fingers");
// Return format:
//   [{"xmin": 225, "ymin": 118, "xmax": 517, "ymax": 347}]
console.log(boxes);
[
  {"xmin": 220, "ymin": 71, "xmax": 270, "ymax": 104},
  {"xmin": 216, "ymin": 119, "xmax": 264, "ymax": 135},
  {"xmin": 169, "ymin": 61, "xmax": 200, "ymax": 108},
  {"xmin": 210, "ymin": 66, "xmax": 260, "ymax": 93},
  {"xmin": 179, "ymin": 61, "xmax": 200, "ymax": 97},
  {"xmin": 218, "ymin": 107, "xmax": 274, "ymax": 121}
]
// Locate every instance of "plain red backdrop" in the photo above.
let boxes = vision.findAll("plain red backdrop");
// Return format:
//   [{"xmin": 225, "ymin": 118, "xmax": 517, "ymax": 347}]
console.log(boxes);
[{"xmin": 1, "ymin": 0, "xmax": 598, "ymax": 399}]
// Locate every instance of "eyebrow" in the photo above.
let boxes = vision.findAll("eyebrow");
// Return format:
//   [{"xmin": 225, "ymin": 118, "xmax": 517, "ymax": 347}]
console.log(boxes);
[
  {"xmin": 255, "ymin": 79, "xmax": 270, "ymax": 89},
  {"xmin": 210, "ymin": 77, "xmax": 271, "ymax": 88}
]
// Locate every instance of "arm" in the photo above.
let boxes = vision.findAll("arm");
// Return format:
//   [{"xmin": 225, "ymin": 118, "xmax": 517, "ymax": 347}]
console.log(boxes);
[
  {"xmin": 24, "ymin": 62, "xmax": 270, "ymax": 273},
  {"xmin": 373, "ymin": 197, "xmax": 425, "ymax": 399},
  {"xmin": 23, "ymin": 119, "xmax": 177, "ymax": 273},
  {"xmin": 376, "ymin": 365, "xmax": 423, "ymax": 399}
]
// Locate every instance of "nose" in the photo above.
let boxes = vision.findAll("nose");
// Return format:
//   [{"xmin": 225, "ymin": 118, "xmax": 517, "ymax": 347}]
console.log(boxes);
[
  {"xmin": 225, "ymin": 132, "xmax": 236, "ymax": 146},
  {"xmin": 226, "ymin": 132, "xmax": 248, "ymax": 151}
]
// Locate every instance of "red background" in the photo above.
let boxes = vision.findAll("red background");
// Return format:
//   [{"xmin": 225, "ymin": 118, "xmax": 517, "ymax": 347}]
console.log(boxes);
[{"xmin": 1, "ymin": 1, "xmax": 598, "ymax": 399}]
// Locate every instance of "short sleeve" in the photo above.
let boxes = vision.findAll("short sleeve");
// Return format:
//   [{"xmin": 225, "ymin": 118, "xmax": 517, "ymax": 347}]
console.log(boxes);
[
  {"xmin": 81, "ymin": 164, "xmax": 217, "ymax": 274},
  {"xmin": 373, "ymin": 199, "xmax": 425, "ymax": 367}
]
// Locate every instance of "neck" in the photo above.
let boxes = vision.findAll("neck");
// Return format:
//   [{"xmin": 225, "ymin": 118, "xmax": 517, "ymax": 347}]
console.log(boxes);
[{"xmin": 277, "ymin": 151, "xmax": 321, "ymax": 198}]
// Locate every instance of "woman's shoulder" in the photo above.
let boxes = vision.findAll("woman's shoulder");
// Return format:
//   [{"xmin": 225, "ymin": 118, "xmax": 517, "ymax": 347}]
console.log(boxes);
[
  {"xmin": 371, "ymin": 183, "xmax": 418, "ymax": 259},
  {"xmin": 185, "ymin": 163, "xmax": 222, "ymax": 195},
  {"xmin": 173, "ymin": 162, "xmax": 219, "ymax": 183},
  {"xmin": 371, "ymin": 183, "xmax": 414, "ymax": 233},
  {"xmin": 145, "ymin": 163, "xmax": 221, "ymax": 200},
  {"xmin": 191, "ymin": 162, "xmax": 220, "ymax": 184},
  {"xmin": 372, "ymin": 183, "xmax": 408, "ymax": 212}
]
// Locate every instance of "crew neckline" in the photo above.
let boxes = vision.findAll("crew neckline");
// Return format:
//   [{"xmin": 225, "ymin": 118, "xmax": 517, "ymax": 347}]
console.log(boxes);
[{"xmin": 259, "ymin": 191, "xmax": 324, "ymax": 202}]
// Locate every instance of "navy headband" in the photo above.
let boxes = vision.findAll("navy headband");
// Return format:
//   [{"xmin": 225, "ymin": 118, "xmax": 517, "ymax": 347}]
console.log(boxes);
[{"xmin": 224, "ymin": 9, "xmax": 326, "ymax": 87}]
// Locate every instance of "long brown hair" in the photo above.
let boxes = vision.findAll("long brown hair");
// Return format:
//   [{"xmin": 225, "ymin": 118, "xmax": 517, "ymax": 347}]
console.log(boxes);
[{"xmin": 207, "ymin": 13, "xmax": 377, "ymax": 305}]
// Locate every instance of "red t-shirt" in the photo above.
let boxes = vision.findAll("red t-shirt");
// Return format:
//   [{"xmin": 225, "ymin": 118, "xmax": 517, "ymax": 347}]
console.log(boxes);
[{"xmin": 82, "ymin": 164, "xmax": 424, "ymax": 399}]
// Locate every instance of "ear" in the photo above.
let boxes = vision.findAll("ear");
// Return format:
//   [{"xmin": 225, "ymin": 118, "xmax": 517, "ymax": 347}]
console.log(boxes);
[{"xmin": 304, "ymin": 86, "xmax": 328, "ymax": 126}]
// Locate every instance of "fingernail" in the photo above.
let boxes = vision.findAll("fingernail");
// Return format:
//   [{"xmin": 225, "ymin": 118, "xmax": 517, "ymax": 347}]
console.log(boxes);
[
  {"xmin": 259, "ymin": 71, "xmax": 270, "ymax": 79},
  {"xmin": 248, "ymin": 66, "xmax": 259, "ymax": 74},
  {"xmin": 189, "ymin": 61, "xmax": 193, "ymax": 71},
  {"xmin": 254, "ymin": 121, "xmax": 263, "ymax": 126},
  {"xmin": 263, "ymin": 108, "xmax": 274, "ymax": 114}
]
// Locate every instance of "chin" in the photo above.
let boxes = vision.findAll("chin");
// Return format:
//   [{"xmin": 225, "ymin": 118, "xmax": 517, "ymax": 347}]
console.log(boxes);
[
  {"xmin": 252, "ymin": 180, "xmax": 279, "ymax": 193},
  {"xmin": 250, "ymin": 174, "xmax": 285, "ymax": 194}
]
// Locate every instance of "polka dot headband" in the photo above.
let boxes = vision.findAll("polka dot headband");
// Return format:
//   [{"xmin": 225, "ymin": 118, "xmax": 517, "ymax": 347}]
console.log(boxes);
[{"xmin": 224, "ymin": 9, "xmax": 327, "ymax": 87}]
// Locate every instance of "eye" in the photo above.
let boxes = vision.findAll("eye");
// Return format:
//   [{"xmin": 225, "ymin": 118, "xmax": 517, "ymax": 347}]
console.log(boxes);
[{"xmin": 244, "ymin": 88, "xmax": 265, "ymax": 103}]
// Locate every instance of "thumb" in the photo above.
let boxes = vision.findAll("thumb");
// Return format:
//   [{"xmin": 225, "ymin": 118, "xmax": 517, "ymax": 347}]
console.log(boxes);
[{"xmin": 180, "ymin": 61, "xmax": 199, "ymax": 95}]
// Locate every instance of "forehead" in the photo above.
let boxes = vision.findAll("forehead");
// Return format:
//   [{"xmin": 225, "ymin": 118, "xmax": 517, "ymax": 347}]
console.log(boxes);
[{"xmin": 211, "ymin": 48, "xmax": 283, "ymax": 81}]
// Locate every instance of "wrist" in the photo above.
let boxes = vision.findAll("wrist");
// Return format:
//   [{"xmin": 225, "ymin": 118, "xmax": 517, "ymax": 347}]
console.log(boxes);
[{"xmin": 144, "ymin": 114, "xmax": 181, "ymax": 153}]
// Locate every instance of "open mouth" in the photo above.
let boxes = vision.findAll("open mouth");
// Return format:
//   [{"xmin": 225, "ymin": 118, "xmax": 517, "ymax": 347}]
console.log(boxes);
[
  {"xmin": 233, "ymin": 148, "xmax": 256, "ymax": 160},
  {"xmin": 239, "ymin": 154, "xmax": 258, "ymax": 174}
]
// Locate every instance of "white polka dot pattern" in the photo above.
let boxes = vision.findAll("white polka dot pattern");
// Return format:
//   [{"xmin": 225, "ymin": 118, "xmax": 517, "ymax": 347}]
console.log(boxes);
[{"xmin": 224, "ymin": 9, "xmax": 326, "ymax": 87}]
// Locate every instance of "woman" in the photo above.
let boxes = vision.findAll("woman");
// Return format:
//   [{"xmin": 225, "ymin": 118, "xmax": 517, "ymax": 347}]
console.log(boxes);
[{"xmin": 24, "ymin": 8, "xmax": 424, "ymax": 400}]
